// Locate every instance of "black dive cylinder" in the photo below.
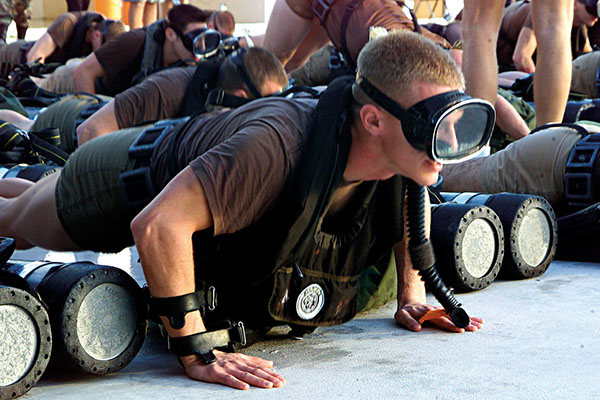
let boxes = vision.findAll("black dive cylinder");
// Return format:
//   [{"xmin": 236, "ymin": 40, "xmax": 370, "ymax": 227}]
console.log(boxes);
[
  {"xmin": 0, "ymin": 238, "xmax": 52, "ymax": 399},
  {"xmin": 0, "ymin": 164, "xmax": 61, "ymax": 182},
  {"xmin": 405, "ymin": 180, "xmax": 470, "ymax": 328},
  {"xmin": 430, "ymin": 203, "xmax": 504, "ymax": 292},
  {"xmin": 442, "ymin": 192, "xmax": 557, "ymax": 279},
  {"xmin": 2, "ymin": 259, "xmax": 147, "ymax": 375}
]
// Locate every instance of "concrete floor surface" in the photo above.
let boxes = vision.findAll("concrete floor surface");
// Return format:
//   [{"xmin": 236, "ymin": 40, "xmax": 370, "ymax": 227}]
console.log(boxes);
[{"xmin": 10, "ymin": 246, "xmax": 600, "ymax": 400}]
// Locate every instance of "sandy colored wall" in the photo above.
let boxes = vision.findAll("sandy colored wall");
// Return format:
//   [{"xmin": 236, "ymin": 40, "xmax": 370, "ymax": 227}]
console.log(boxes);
[{"xmin": 31, "ymin": 0, "xmax": 266, "ymax": 25}]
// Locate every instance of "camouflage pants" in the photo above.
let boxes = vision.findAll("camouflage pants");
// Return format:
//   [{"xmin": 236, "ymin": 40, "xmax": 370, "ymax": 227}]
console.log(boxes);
[{"xmin": 0, "ymin": 0, "xmax": 31, "ymax": 41}]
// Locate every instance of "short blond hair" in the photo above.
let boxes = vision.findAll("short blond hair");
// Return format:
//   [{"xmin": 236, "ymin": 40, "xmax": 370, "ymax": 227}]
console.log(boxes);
[{"xmin": 353, "ymin": 31, "xmax": 464, "ymax": 104}]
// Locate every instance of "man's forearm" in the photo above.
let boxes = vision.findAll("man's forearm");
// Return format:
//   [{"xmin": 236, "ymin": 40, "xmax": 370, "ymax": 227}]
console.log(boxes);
[
  {"xmin": 394, "ymin": 242, "xmax": 426, "ymax": 305},
  {"xmin": 132, "ymin": 210, "xmax": 207, "ymax": 337}
]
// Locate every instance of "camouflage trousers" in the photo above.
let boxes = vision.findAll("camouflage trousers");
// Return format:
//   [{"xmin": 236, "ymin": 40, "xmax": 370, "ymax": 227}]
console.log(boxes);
[{"xmin": 0, "ymin": 0, "xmax": 31, "ymax": 42}]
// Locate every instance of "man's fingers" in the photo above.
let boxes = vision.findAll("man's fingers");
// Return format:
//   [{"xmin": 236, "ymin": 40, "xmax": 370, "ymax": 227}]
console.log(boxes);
[
  {"xmin": 218, "ymin": 372, "xmax": 251, "ymax": 390},
  {"xmin": 465, "ymin": 316, "xmax": 484, "ymax": 331},
  {"xmin": 395, "ymin": 309, "xmax": 422, "ymax": 331},
  {"xmin": 429, "ymin": 316, "xmax": 465, "ymax": 333},
  {"xmin": 238, "ymin": 354, "xmax": 274, "ymax": 368},
  {"xmin": 185, "ymin": 353, "xmax": 285, "ymax": 390},
  {"xmin": 239, "ymin": 364, "xmax": 286, "ymax": 387},
  {"xmin": 231, "ymin": 367, "xmax": 283, "ymax": 389}
]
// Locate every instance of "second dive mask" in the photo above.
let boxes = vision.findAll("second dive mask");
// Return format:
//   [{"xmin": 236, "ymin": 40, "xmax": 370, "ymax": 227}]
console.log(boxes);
[{"xmin": 357, "ymin": 76, "xmax": 495, "ymax": 163}]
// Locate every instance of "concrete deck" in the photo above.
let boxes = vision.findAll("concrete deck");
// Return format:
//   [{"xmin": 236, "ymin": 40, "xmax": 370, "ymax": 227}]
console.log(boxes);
[{"xmin": 9, "ymin": 247, "xmax": 600, "ymax": 400}]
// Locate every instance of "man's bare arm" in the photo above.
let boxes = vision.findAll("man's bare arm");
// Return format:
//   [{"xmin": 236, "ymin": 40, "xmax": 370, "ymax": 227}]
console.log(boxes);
[
  {"xmin": 131, "ymin": 166, "xmax": 285, "ymax": 389},
  {"xmin": 72, "ymin": 53, "xmax": 105, "ymax": 94},
  {"xmin": 263, "ymin": 0, "xmax": 314, "ymax": 67},
  {"xmin": 76, "ymin": 100, "xmax": 119, "ymax": 146},
  {"xmin": 512, "ymin": 27, "xmax": 537, "ymax": 73},
  {"xmin": 495, "ymin": 94, "xmax": 530, "ymax": 140},
  {"xmin": 26, "ymin": 32, "xmax": 57, "ymax": 63},
  {"xmin": 283, "ymin": 19, "xmax": 331, "ymax": 73}
]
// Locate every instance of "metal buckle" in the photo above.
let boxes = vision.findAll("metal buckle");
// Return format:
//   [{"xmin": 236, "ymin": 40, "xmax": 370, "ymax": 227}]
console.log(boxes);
[
  {"xmin": 197, "ymin": 349, "xmax": 217, "ymax": 364},
  {"xmin": 207, "ymin": 286, "xmax": 216, "ymax": 311},
  {"xmin": 205, "ymin": 88, "xmax": 225, "ymax": 107},
  {"xmin": 565, "ymin": 172, "xmax": 593, "ymax": 201},
  {"xmin": 328, "ymin": 49, "xmax": 347, "ymax": 70},
  {"xmin": 237, "ymin": 321, "xmax": 247, "ymax": 347},
  {"xmin": 312, "ymin": 0, "xmax": 335, "ymax": 22}
]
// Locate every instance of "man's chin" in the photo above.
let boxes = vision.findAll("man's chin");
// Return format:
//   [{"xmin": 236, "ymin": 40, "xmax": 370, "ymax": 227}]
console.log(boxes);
[{"xmin": 412, "ymin": 172, "xmax": 440, "ymax": 188}]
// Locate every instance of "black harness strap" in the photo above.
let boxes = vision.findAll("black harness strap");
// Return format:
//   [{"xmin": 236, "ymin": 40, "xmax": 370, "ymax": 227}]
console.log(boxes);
[
  {"xmin": 62, "ymin": 13, "xmax": 104, "ymax": 63},
  {"xmin": 564, "ymin": 129, "xmax": 600, "ymax": 208},
  {"xmin": 204, "ymin": 88, "xmax": 252, "ymax": 109},
  {"xmin": 0, "ymin": 121, "xmax": 68, "ymax": 166},
  {"xmin": 338, "ymin": 0, "xmax": 362, "ymax": 66},
  {"xmin": 167, "ymin": 320, "xmax": 246, "ymax": 364},
  {"xmin": 149, "ymin": 286, "xmax": 217, "ymax": 329}
]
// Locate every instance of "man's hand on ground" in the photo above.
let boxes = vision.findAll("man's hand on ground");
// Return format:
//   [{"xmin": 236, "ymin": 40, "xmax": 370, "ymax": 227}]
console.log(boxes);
[
  {"xmin": 182, "ymin": 351, "xmax": 286, "ymax": 390},
  {"xmin": 395, "ymin": 302, "xmax": 484, "ymax": 333}
]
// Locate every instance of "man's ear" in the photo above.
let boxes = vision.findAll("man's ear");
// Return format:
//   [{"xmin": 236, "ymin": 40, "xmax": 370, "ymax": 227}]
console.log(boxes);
[
  {"xmin": 165, "ymin": 27, "xmax": 177, "ymax": 43},
  {"xmin": 90, "ymin": 30, "xmax": 103, "ymax": 49},
  {"xmin": 232, "ymin": 89, "xmax": 248, "ymax": 98},
  {"xmin": 360, "ymin": 104, "xmax": 384, "ymax": 136}
]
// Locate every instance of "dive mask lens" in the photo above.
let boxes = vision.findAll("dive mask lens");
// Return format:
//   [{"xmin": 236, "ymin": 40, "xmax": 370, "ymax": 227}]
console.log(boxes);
[
  {"xmin": 191, "ymin": 29, "xmax": 222, "ymax": 58},
  {"xmin": 432, "ymin": 99, "xmax": 495, "ymax": 163}
]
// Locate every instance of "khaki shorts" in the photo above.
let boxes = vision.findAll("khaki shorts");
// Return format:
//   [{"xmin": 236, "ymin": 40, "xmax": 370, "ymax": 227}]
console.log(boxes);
[
  {"xmin": 571, "ymin": 51, "xmax": 600, "ymax": 98},
  {"xmin": 34, "ymin": 58, "xmax": 83, "ymax": 95},
  {"xmin": 290, "ymin": 44, "xmax": 333, "ymax": 87},
  {"xmin": 481, "ymin": 125, "xmax": 584, "ymax": 208},
  {"xmin": 55, "ymin": 126, "xmax": 145, "ymax": 253},
  {"xmin": 32, "ymin": 93, "xmax": 112, "ymax": 153}
]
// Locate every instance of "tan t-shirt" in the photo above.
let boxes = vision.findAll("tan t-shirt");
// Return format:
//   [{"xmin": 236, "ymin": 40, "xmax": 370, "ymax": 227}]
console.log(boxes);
[
  {"xmin": 114, "ymin": 67, "xmax": 194, "ymax": 128},
  {"xmin": 497, "ymin": 0, "xmax": 533, "ymax": 67},
  {"xmin": 151, "ymin": 97, "xmax": 317, "ymax": 235},
  {"xmin": 44, "ymin": 11, "xmax": 93, "ymax": 63},
  {"xmin": 94, "ymin": 28, "xmax": 147, "ymax": 95},
  {"xmin": 286, "ymin": 0, "xmax": 449, "ymax": 63}
]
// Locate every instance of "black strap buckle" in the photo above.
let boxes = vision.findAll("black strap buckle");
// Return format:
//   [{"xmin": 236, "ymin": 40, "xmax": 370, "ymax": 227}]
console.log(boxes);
[
  {"xmin": 205, "ymin": 88, "xmax": 252, "ymax": 109},
  {"xmin": 119, "ymin": 167, "xmax": 156, "ymax": 211},
  {"xmin": 149, "ymin": 286, "xmax": 217, "ymax": 329},
  {"xmin": 565, "ymin": 133, "xmax": 600, "ymax": 207},
  {"xmin": 328, "ymin": 48, "xmax": 347, "ymax": 70},
  {"xmin": 312, "ymin": 0, "xmax": 336, "ymax": 23},
  {"xmin": 128, "ymin": 125, "xmax": 172, "ymax": 163},
  {"xmin": 206, "ymin": 88, "xmax": 225, "ymax": 107},
  {"xmin": 167, "ymin": 320, "xmax": 247, "ymax": 364}
]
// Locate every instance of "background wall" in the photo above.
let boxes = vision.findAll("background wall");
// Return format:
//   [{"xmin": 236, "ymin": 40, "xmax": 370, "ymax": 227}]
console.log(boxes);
[{"xmin": 31, "ymin": 0, "xmax": 275, "ymax": 25}]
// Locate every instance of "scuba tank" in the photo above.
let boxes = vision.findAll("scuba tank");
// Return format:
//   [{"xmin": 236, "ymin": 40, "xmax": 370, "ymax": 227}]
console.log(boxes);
[
  {"xmin": 430, "ymin": 202, "xmax": 505, "ymax": 292},
  {"xmin": 442, "ymin": 192, "xmax": 557, "ymax": 279},
  {"xmin": 1, "ymin": 241, "xmax": 147, "ymax": 375},
  {"xmin": 0, "ymin": 238, "xmax": 52, "ymax": 399}
]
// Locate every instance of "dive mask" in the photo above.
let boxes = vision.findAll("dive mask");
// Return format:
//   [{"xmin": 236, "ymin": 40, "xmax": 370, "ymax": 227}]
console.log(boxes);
[
  {"xmin": 174, "ymin": 27, "xmax": 222, "ymax": 58},
  {"xmin": 357, "ymin": 76, "xmax": 495, "ymax": 163}
]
